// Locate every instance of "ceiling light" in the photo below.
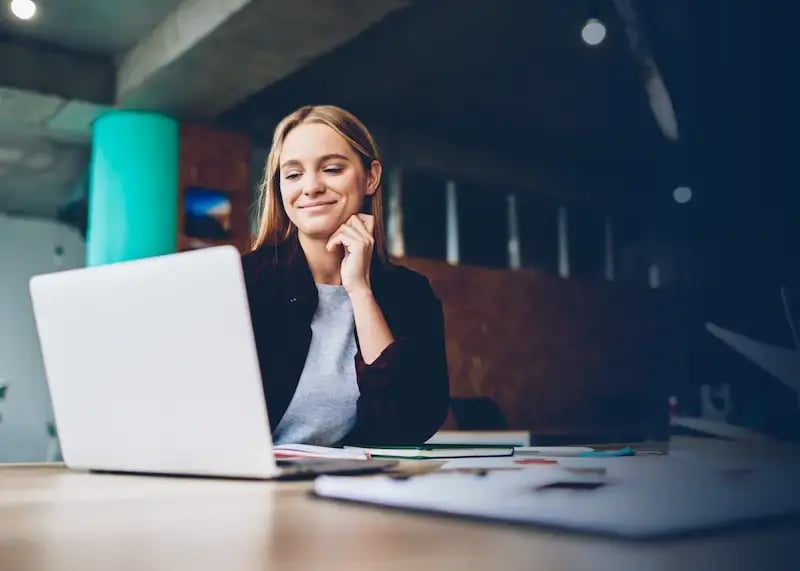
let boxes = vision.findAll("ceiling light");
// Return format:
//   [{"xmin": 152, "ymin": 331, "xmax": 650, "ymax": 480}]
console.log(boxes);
[
  {"xmin": 673, "ymin": 186, "xmax": 692, "ymax": 204},
  {"xmin": 10, "ymin": 0, "xmax": 37, "ymax": 21},
  {"xmin": 581, "ymin": 18, "xmax": 606, "ymax": 46}
]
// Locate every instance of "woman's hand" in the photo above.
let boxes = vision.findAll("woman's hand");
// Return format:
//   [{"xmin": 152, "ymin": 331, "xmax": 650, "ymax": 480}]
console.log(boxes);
[
  {"xmin": 326, "ymin": 213, "xmax": 375, "ymax": 295},
  {"xmin": 327, "ymin": 213, "xmax": 394, "ymax": 364}
]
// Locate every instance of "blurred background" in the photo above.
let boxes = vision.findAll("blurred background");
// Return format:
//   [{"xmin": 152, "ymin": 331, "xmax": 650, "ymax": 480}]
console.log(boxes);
[{"xmin": 0, "ymin": 0, "xmax": 797, "ymax": 461}]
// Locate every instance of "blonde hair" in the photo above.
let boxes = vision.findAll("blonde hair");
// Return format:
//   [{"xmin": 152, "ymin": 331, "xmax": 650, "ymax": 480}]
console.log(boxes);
[{"xmin": 251, "ymin": 105, "xmax": 386, "ymax": 260}]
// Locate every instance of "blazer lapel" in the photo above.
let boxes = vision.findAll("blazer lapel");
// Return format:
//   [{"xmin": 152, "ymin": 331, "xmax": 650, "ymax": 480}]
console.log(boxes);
[{"xmin": 268, "ymin": 236, "xmax": 317, "ymax": 427}]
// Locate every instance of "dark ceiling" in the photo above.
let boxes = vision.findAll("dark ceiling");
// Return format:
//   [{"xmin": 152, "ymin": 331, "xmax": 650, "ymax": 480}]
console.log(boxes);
[{"xmin": 221, "ymin": 0, "xmax": 693, "ymax": 202}]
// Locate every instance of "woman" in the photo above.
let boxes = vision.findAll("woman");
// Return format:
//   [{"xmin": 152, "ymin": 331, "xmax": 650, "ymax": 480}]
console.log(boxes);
[{"xmin": 241, "ymin": 105, "xmax": 449, "ymax": 446}]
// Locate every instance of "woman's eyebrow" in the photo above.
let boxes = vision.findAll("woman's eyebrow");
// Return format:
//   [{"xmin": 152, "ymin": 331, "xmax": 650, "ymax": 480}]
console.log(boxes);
[
  {"xmin": 279, "ymin": 159, "xmax": 302, "ymax": 170},
  {"xmin": 318, "ymin": 153, "xmax": 350, "ymax": 163},
  {"xmin": 280, "ymin": 153, "xmax": 350, "ymax": 171}
]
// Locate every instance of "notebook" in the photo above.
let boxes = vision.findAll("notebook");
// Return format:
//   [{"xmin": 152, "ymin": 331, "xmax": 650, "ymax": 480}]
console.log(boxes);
[
  {"xmin": 345, "ymin": 445, "xmax": 514, "ymax": 459},
  {"xmin": 426, "ymin": 430, "xmax": 531, "ymax": 447}
]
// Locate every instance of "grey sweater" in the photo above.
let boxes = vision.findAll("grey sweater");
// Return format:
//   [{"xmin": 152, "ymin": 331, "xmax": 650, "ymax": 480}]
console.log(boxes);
[{"xmin": 271, "ymin": 284, "xmax": 359, "ymax": 446}]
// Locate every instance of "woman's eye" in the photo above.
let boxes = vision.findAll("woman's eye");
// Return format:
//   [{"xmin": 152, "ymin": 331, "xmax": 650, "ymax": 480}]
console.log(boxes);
[
  {"xmin": 324, "ymin": 166, "xmax": 344, "ymax": 174},
  {"xmin": 284, "ymin": 172, "xmax": 301, "ymax": 181}
]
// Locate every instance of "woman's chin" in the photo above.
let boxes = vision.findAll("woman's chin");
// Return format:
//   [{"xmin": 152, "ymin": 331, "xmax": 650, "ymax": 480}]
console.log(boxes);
[{"xmin": 296, "ymin": 222, "xmax": 339, "ymax": 242}]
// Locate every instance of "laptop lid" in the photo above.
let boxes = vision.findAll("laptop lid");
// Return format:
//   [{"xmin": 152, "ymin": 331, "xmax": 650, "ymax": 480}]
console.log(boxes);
[{"xmin": 30, "ymin": 246, "xmax": 282, "ymax": 479}]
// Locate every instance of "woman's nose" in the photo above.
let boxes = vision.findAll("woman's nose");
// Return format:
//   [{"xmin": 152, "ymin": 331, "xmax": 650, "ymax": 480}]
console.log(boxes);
[{"xmin": 302, "ymin": 173, "xmax": 325, "ymax": 195}]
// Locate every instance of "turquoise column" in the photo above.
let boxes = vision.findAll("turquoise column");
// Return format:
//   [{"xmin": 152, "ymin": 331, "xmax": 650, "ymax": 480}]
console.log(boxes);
[{"xmin": 87, "ymin": 110, "xmax": 179, "ymax": 266}]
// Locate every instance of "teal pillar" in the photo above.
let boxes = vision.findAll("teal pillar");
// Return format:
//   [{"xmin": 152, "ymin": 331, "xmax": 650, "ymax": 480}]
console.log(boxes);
[{"xmin": 87, "ymin": 110, "xmax": 179, "ymax": 266}]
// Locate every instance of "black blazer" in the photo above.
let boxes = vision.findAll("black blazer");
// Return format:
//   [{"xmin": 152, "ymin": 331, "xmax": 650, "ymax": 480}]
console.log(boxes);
[{"xmin": 241, "ymin": 236, "xmax": 450, "ymax": 445}]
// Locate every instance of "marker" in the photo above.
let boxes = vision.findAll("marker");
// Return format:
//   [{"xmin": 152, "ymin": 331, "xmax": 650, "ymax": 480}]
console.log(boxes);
[
  {"xmin": 576, "ymin": 446, "xmax": 636, "ymax": 457},
  {"xmin": 514, "ymin": 446, "xmax": 594, "ymax": 457}
]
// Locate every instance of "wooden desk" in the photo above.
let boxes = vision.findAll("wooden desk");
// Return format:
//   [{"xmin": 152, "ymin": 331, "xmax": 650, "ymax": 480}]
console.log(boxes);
[{"xmin": 0, "ymin": 456, "xmax": 797, "ymax": 571}]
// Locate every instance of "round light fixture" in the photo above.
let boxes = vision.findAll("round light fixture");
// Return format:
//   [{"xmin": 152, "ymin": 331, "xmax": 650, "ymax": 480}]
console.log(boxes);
[
  {"xmin": 581, "ymin": 18, "xmax": 606, "ymax": 46},
  {"xmin": 673, "ymin": 186, "xmax": 693, "ymax": 204},
  {"xmin": 10, "ymin": 0, "xmax": 37, "ymax": 21}
]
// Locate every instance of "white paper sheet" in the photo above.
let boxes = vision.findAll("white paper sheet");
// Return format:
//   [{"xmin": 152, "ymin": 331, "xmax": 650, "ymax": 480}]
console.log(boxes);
[
  {"xmin": 706, "ymin": 321, "xmax": 800, "ymax": 406},
  {"xmin": 315, "ymin": 460, "xmax": 800, "ymax": 538}
]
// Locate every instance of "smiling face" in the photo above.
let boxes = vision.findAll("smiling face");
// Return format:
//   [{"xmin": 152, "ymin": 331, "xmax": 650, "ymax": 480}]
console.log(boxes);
[{"xmin": 278, "ymin": 122, "xmax": 379, "ymax": 242}]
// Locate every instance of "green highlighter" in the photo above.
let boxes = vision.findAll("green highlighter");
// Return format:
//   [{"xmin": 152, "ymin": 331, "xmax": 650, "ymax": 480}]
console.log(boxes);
[{"xmin": 577, "ymin": 446, "xmax": 636, "ymax": 457}]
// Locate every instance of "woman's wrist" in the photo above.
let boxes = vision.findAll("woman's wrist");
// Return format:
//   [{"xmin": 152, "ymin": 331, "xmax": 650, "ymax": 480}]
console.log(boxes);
[
  {"xmin": 348, "ymin": 285, "xmax": 394, "ymax": 364},
  {"xmin": 346, "ymin": 286, "xmax": 374, "ymax": 302}
]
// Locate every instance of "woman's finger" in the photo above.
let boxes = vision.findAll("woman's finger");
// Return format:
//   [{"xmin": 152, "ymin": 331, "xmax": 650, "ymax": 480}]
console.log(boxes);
[
  {"xmin": 325, "ymin": 232, "xmax": 343, "ymax": 252},
  {"xmin": 348, "ymin": 215, "xmax": 373, "ymax": 241},
  {"xmin": 340, "ymin": 224, "xmax": 367, "ymax": 244},
  {"xmin": 335, "ymin": 229, "xmax": 363, "ymax": 255},
  {"xmin": 326, "ymin": 225, "xmax": 349, "ymax": 251},
  {"xmin": 357, "ymin": 214, "xmax": 375, "ymax": 236}
]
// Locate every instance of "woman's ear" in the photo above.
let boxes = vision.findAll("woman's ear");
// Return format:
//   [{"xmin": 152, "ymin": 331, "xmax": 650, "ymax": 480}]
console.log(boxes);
[{"xmin": 365, "ymin": 160, "xmax": 382, "ymax": 196}]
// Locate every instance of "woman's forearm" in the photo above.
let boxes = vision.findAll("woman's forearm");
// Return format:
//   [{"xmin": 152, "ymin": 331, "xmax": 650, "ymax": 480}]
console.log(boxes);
[{"xmin": 349, "ymin": 288, "xmax": 394, "ymax": 364}]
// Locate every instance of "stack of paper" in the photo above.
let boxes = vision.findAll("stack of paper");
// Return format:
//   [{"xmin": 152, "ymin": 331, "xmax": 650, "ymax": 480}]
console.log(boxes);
[{"xmin": 272, "ymin": 444, "xmax": 369, "ymax": 460}]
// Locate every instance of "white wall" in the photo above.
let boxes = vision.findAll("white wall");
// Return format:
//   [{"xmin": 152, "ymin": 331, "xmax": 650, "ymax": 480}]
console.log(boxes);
[{"xmin": 0, "ymin": 213, "xmax": 85, "ymax": 462}]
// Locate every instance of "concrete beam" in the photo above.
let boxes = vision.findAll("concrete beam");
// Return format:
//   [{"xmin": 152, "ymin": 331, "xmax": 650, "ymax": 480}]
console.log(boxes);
[
  {"xmin": 116, "ymin": 0, "xmax": 251, "ymax": 102},
  {"xmin": 0, "ymin": 37, "xmax": 114, "ymax": 104},
  {"xmin": 117, "ymin": 0, "xmax": 410, "ymax": 118}
]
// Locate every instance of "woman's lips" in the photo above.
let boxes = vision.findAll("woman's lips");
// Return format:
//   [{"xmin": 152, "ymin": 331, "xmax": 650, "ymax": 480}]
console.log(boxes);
[{"xmin": 299, "ymin": 201, "xmax": 336, "ymax": 211}]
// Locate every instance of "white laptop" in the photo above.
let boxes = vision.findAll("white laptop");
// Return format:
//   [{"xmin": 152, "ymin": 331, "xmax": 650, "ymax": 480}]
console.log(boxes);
[{"xmin": 29, "ymin": 246, "xmax": 395, "ymax": 479}]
